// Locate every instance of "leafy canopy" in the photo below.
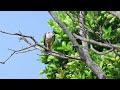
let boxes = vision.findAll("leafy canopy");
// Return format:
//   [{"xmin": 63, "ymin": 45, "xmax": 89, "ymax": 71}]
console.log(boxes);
[{"xmin": 39, "ymin": 11, "xmax": 120, "ymax": 79}]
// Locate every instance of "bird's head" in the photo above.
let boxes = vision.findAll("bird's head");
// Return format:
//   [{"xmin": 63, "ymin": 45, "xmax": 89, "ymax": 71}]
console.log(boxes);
[{"xmin": 46, "ymin": 32, "xmax": 54, "ymax": 37}]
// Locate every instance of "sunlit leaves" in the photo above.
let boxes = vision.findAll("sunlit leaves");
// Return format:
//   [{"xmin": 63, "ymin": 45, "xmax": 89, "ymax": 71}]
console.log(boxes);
[
  {"xmin": 39, "ymin": 11, "xmax": 120, "ymax": 79},
  {"xmin": 117, "ymin": 28, "xmax": 120, "ymax": 33}
]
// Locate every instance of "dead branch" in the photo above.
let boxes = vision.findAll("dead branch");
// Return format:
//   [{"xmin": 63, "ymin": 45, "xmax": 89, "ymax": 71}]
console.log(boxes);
[
  {"xmin": 9, "ymin": 48, "xmax": 37, "ymax": 54},
  {"xmin": 0, "ymin": 45, "xmax": 35, "ymax": 64},
  {"xmin": 0, "ymin": 52, "xmax": 15, "ymax": 64},
  {"xmin": 0, "ymin": 30, "xmax": 82, "ymax": 64},
  {"xmin": 0, "ymin": 30, "xmax": 38, "ymax": 45}
]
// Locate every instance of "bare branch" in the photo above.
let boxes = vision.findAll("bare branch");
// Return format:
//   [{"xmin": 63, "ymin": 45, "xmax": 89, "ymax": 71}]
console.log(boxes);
[
  {"xmin": 8, "ymin": 45, "xmax": 35, "ymax": 52},
  {"xmin": 0, "ymin": 30, "xmax": 38, "ymax": 45},
  {"xmin": 0, "ymin": 30, "xmax": 82, "ymax": 64},
  {"xmin": 73, "ymin": 33, "xmax": 120, "ymax": 49},
  {"xmin": 11, "ymin": 48, "xmax": 37, "ymax": 54},
  {"xmin": 38, "ymin": 50, "xmax": 81, "ymax": 60},
  {"xmin": 0, "ymin": 45, "xmax": 35, "ymax": 64},
  {"xmin": 90, "ymin": 44, "xmax": 114, "ymax": 55},
  {"xmin": 0, "ymin": 52, "xmax": 15, "ymax": 64},
  {"xmin": 51, "ymin": 51, "xmax": 81, "ymax": 60}
]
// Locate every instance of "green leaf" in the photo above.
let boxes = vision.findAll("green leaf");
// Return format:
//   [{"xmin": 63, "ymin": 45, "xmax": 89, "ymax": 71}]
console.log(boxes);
[
  {"xmin": 75, "ymin": 52, "xmax": 79, "ymax": 57},
  {"xmin": 101, "ymin": 55, "xmax": 105, "ymax": 60},
  {"xmin": 107, "ymin": 26, "xmax": 112, "ymax": 34},
  {"xmin": 109, "ymin": 17, "xmax": 116, "ymax": 23},
  {"xmin": 117, "ymin": 28, "xmax": 120, "ymax": 33},
  {"xmin": 97, "ymin": 16, "xmax": 102, "ymax": 21},
  {"xmin": 47, "ymin": 55, "xmax": 55, "ymax": 62},
  {"xmin": 39, "ymin": 70, "xmax": 45, "ymax": 74},
  {"xmin": 104, "ymin": 13, "xmax": 108, "ymax": 17},
  {"xmin": 48, "ymin": 19, "xmax": 54, "ymax": 26},
  {"xmin": 54, "ymin": 28, "xmax": 61, "ymax": 34},
  {"xmin": 101, "ymin": 11, "xmax": 106, "ymax": 14},
  {"xmin": 100, "ymin": 61, "xmax": 104, "ymax": 68},
  {"xmin": 49, "ymin": 64, "xmax": 57, "ymax": 69},
  {"xmin": 39, "ymin": 56, "xmax": 48, "ymax": 63},
  {"xmin": 88, "ymin": 11, "xmax": 94, "ymax": 18},
  {"xmin": 62, "ymin": 41, "xmax": 66, "ymax": 47},
  {"xmin": 107, "ymin": 14, "xmax": 113, "ymax": 19},
  {"xmin": 67, "ymin": 61, "xmax": 74, "ymax": 66},
  {"xmin": 71, "ymin": 75, "xmax": 78, "ymax": 79},
  {"xmin": 56, "ymin": 47, "xmax": 65, "ymax": 51},
  {"xmin": 116, "ymin": 56, "xmax": 119, "ymax": 60},
  {"xmin": 84, "ymin": 70, "xmax": 90, "ymax": 76},
  {"xmin": 63, "ymin": 34, "xmax": 68, "ymax": 39},
  {"xmin": 48, "ymin": 19, "xmax": 58, "ymax": 27},
  {"xmin": 81, "ymin": 73, "xmax": 85, "ymax": 79},
  {"xmin": 66, "ymin": 42, "xmax": 73, "ymax": 51}
]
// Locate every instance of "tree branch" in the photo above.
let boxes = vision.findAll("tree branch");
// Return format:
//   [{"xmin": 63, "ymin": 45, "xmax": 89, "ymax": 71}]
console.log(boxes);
[
  {"xmin": 0, "ymin": 45, "xmax": 35, "ymax": 64},
  {"xmin": 38, "ymin": 51, "xmax": 81, "ymax": 60},
  {"xmin": 0, "ymin": 30, "xmax": 82, "ymax": 64},
  {"xmin": 48, "ymin": 11, "xmax": 85, "ymax": 61},
  {"xmin": 0, "ymin": 52, "xmax": 15, "ymax": 64},
  {"xmin": 79, "ymin": 11, "xmax": 107, "ymax": 79},
  {"xmin": 48, "ymin": 11, "xmax": 108, "ymax": 79},
  {"xmin": 107, "ymin": 11, "xmax": 120, "ymax": 20},
  {"xmin": 90, "ymin": 44, "xmax": 114, "ymax": 55},
  {"xmin": 73, "ymin": 33, "xmax": 120, "ymax": 49},
  {"xmin": 0, "ymin": 30, "xmax": 38, "ymax": 45}
]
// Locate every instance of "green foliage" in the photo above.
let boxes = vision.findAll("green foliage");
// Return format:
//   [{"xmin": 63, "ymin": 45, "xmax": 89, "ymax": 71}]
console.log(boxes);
[{"xmin": 39, "ymin": 11, "xmax": 120, "ymax": 79}]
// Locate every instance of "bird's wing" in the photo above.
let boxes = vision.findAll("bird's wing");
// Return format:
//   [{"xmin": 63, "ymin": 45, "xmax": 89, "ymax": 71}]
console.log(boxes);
[
  {"xmin": 52, "ymin": 33, "xmax": 55, "ymax": 45},
  {"xmin": 44, "ymin": 33, "xmax": 47, "ymax": 47}
]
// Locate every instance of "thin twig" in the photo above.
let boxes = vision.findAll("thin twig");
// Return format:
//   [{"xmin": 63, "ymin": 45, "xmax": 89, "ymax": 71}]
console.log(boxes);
[
  {"xmin": 0, "ymin": 52, "xmax": 16, "ymax": 64},
  {"xmin": 0, "ymin": 30, "xmax": 38, "ymax": 44},
  {"xmin": 0, "ymin": 45, "xmax": 35, "ymax": 64},
  {"xmin": 15, "ymin": 48, "xmax": 37, "ymax": 54},
  {"xmin": 8, "ymin": 45, "xmax": 35, "ymax": 52}
]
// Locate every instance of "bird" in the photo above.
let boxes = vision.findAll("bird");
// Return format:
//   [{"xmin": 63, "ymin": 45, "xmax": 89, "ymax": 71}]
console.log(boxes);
[{"xmin": 44, "ymin": 32, "xmax": 55, "ymax": 51}]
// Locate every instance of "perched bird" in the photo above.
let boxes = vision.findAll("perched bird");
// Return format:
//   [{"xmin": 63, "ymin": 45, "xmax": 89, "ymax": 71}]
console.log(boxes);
[{"xmin": 44, "ymin": 32, "xmax": 55, "ymax": 51}]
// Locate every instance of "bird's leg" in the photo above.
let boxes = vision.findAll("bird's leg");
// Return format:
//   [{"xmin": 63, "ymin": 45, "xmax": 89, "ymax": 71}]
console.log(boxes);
[
  {"xmin": 47, "ymin": 43, "xmax": 49, "ymax": 50},
  {"xmin": 48, "ymin": 45, "xmax": 51, "ymax": 51}
]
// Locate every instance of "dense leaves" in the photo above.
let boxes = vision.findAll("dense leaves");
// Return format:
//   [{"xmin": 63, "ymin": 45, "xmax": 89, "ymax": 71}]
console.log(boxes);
[{"xmin": 39, "ymin": 11, "xmax": 120, "ymax": 79}]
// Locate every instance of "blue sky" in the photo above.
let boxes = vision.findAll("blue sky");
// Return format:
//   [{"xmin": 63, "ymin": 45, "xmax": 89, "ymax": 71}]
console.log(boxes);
[{"xmin": 0, "ymin": 11, "xmax": 53, "ymax": 79}]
